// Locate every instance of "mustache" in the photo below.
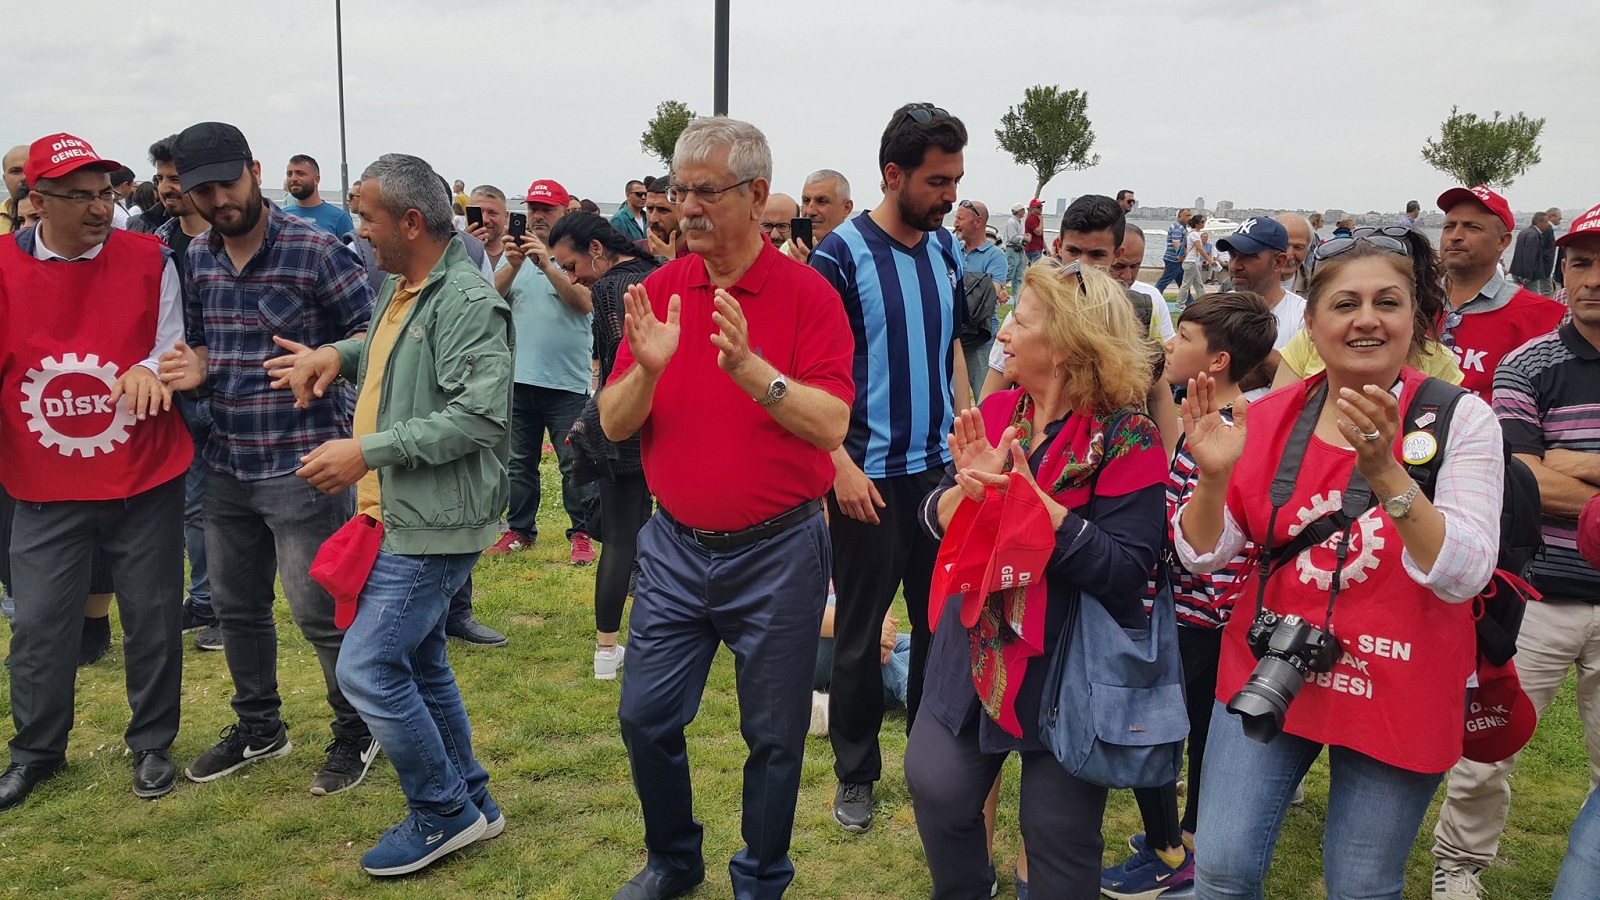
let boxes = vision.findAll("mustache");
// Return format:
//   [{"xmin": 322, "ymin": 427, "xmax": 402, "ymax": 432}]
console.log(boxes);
[{"xmin": 681, "ymin": 216, "xmax": 714, "ymax": 232}]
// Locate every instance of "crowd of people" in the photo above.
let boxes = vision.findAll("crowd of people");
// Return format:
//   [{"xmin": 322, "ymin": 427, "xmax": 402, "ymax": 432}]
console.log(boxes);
[{"xmin": 0, "ymin": 101, "xmax": 1598, "ymax": 900}]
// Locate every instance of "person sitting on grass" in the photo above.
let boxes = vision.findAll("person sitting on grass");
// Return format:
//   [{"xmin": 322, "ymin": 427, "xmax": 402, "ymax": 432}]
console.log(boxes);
[{"xmin": 1100, "ymin": 291, "xmax": 1276, "ymax": 899}]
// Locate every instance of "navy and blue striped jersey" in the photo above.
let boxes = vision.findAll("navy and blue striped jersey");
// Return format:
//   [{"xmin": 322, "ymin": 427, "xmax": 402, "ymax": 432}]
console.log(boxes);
[{"xmin": 812, "ymin": 213, "xmax": 967, "ymax": 479}]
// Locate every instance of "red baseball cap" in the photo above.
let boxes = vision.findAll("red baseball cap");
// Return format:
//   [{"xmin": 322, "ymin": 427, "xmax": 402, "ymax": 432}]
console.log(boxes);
[
  {"xmin": 1028, "ymin": 198, "xmax": 1044, "ymax": 208},
  {"xmin": 24, "ymin": 132, "xmax": 121, "ymax": 184},
  {"xmin": 1462, "ymin": 658, "xmax": 1538, "ymax": 763},
  {"xmin": 1437, "ymin": 185, "xmax": 1515, "ymax": 233},
  {"xmin": 1557, "ymin": 203, "xmax": 1600, "ymax": 249},
  {"xmin": 525, "ymin": 179, "xmax": 570, "ymax": 209}
]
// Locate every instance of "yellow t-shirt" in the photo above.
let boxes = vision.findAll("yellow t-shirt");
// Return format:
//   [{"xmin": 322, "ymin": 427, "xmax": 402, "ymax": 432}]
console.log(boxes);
[
  {"xmin": 0, "ymin": 211, "xmax": 13, "ymax": 235},
  {"xmin": 1278, "ymin": 327, "xmax": 1464, "ymax": 385},
  {"xmin": 353, "ymin": 281, "xmax": 421, "ymax": 518}
]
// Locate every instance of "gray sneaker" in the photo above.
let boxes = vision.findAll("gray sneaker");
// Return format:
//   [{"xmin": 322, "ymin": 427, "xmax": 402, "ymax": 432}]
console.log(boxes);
[
  {"xmin": 1432, "ymin": 864, "xmax": 1485, "ymax": 900},
  {"xmin": 194, "ymin": 624, "xmax": 223, "ymax": 652}
]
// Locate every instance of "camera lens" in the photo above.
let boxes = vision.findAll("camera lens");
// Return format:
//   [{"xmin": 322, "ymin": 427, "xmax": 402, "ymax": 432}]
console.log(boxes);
[{"xmin": 1226, "ymin": 656, "xmax": 1308, "ymax": 743}]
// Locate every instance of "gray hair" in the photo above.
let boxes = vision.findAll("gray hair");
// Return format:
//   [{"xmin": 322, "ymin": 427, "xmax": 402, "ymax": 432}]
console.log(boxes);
[
  {"xmin": 469, "ymin": 184, "xmax": 506, "ymax": 202},
  {"xmin": 1277, "ymin": 213, "xmax": 1312, "ymax": 238},
  {"xmin": 1547, "ymin": 206, "xmax": 1562, "ymax": 217},
  {"xmin": 360, "ymin": 154, "xmax": 454, "ymax": 242},
  {"xmin": 804, "ymin": 168, "xmax": 851, "ymax": 203},
  {"xmin": 674, "ymin": 117, "xmax": 772, "ymax": 188}
]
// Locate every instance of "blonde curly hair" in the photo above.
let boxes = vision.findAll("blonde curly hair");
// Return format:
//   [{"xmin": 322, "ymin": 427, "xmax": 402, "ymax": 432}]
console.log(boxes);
[{"xmin": 1019, "ymin": 259, "xmax": 1152, "ymax": 412}]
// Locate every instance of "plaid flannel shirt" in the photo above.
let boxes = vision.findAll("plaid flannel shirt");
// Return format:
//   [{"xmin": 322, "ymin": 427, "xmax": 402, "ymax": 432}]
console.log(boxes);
[{"xmin": 184, "ymin": 202, "xmax": 373, "ymax": 480}]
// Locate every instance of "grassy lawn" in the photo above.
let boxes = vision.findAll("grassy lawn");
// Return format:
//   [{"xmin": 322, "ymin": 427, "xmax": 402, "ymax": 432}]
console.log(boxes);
[{"xmin": 0, "ymin": 458, "xmax": 1589, "ymax": 898}]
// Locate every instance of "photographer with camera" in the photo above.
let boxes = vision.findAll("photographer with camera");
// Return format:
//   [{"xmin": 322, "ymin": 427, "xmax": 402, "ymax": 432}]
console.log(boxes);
[{"xmin": 1176, "ymin": 239, "xmax": 1504, "ymax": 899}]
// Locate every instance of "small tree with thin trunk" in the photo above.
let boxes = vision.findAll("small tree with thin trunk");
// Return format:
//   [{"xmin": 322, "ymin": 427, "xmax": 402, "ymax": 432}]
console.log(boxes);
[
  {"xmin": 641, "ymin": 100, "xmax": 697, "ymax": 168},
  {"xmin": 1421, "ymin": 106, "xmax": 1545, "ymax": 188},
  {"xmin": 994, "ymin": 84, "xmax": 1100, "ymax": 201}
]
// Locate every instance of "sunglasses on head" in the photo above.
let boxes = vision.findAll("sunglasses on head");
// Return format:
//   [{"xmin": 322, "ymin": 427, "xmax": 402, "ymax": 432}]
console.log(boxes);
[
  {"xmin": 900, "ymin": 104, "xmax": 949, "ymax": 127},
  {"xmin": 1311, "ymin": 225, "xmax": 1413, "ymax": 273}
]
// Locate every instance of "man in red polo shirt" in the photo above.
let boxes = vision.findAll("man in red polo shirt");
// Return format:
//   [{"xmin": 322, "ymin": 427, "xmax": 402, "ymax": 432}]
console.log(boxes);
[
  {"xmin": 1436, "ymin": 185, "xmax": 1565, "ymax": 399},
  {"xmin": 599, "ymin": 117, "xmax": 853, "ymax": 900},
  {"xmin": 1024, "ymin": 197, "xmax": 1045, "ymax": 262}
]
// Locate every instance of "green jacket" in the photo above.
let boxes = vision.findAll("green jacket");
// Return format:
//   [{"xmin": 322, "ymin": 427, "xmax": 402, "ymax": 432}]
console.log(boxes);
[{"xmin": 334, "ymin": 235, "xmax": 514, "ymax": 556}]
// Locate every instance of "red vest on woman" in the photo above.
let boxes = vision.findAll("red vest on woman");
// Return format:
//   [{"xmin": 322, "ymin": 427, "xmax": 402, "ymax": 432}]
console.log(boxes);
[
  {"xmin": 1214, "ymin": 368, "xmax": 1476, "ymax": 773},
  {"xmin": 0, "ymin": 229, "xmax": 191, "ymax": 502}
]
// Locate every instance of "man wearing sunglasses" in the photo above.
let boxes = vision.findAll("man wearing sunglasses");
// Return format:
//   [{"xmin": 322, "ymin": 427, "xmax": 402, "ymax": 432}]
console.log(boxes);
[
  {"xmin": 1432, "ymin": 186, "xmax": 1565, "ymax": 399},
  {"xmin": 0, "ymin": 133, "xmax": 191, "ymax": 809},
  {"xmin": 610, "ymin": 179, "xmax": 649, "ymax": 244},
  {"xmin": 811, "ymin": 101, "xmax": 971, "ymax": 836}
]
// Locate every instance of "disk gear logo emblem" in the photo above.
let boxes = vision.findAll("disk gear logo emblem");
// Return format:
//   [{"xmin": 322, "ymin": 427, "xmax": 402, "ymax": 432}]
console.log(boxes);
[
  {"xmin": 19, "ymin": 353, "xmax": 134, "ymax": 457},
  {"xmin": 1288, "ymin": 490, "xmax": 1386, "ymax": 591}
]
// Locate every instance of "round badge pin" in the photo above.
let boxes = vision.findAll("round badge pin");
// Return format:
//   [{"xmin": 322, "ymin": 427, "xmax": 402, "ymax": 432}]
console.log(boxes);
[{"xmin": 1402, "ymin": 431, "xmax": 1437, "ymax": 465}]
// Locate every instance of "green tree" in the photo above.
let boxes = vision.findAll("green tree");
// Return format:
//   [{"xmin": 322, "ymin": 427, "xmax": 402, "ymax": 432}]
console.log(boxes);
[
  {"xmin": 1421, "ymin": 106, "xmax": 1545, "ymax": 188},
  {"xmin": 641, "ymin": 100, "xmax": 697, "ymax": 167},
  {"xmin": 994, "ymin": 85, "xmax": 1100, "ymax": 200}
]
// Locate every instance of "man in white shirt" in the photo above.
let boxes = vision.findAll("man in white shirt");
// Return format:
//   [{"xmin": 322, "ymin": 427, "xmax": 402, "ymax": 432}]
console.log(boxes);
[{"xmin": 1216, "ymin": 216, "xmax": 1302, "ymax": 389}]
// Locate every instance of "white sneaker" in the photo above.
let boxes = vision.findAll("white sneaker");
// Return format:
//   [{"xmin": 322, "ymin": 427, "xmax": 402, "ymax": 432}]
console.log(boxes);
[
  {"xmin": 809, "ymin": 691, "xmax": 830, "ymax": 736},
  {"xmin": 1432, "ymin": 864, "xmax": 1485, "ymax": 900},
  {"xmin": 1290, "ymin": 779, "xmax": 1306, "ymax": 806},
  {"xmin": 594, "ymin": 644, "xmax": 625, "ymax": 680}
]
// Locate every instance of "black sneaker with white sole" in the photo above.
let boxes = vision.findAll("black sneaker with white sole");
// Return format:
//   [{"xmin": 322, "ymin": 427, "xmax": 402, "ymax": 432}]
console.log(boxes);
[
  {"xmin": 184, "ymin": 722, "xmax": 291, "ymax": 782},
  {"xmin": 833, "ymin": 781, "xmax": 875, "ymax": 833},
  {"xmin": 310, "ymin": 734, "xmax": 380, "ymax": 796},
  {"xmin": 193, "ymin": 624, "xmax": 223, "ymax": 652}
]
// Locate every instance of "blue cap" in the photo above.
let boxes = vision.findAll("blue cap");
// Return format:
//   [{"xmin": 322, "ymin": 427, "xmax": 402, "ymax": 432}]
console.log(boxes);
[{"xmin": 1217, "ymin": 216, "xmax": 1289, "ymax": 255}]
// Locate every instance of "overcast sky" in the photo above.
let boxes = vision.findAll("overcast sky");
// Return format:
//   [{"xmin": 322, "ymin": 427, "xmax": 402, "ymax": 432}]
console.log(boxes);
[{"xmin": 12, "ymin": 0, "xmax": 1594, "ymax": 217}]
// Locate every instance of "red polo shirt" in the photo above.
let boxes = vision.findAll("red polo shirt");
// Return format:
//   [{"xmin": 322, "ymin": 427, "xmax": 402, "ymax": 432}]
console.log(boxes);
[{"xmin": 608, "ymin": 241, "xmax": 855, "ymax": 531}]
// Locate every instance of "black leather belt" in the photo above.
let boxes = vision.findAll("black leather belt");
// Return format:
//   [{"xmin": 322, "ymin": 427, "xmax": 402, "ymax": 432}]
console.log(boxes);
[{"xmin": 660, "ymin": 498, "xmax": 824, "ymax": 551}]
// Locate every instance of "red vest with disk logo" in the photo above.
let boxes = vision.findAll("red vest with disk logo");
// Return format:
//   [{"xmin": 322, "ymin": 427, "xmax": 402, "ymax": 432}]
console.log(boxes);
[{"xmin": 0, "ymin": 229, "xmax": 191, "ymax": 501}]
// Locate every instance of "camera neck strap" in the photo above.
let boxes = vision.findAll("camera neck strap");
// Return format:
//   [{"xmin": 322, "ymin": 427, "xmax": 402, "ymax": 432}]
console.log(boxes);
[{"xmin": 1253, "ymin": 381, "xmax": 1375, "ymax": 633}]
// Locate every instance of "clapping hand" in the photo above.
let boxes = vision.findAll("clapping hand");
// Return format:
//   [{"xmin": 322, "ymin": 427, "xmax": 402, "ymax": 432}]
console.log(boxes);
[
  {"xmin": 954, "ymin": 441, "xmax": 1067, "ymax": 527},
  {"xmin": 949, "ymin": 408, "xmax": 1017, "ymax": 476},
  {"xmin": 1335, "ymin": 384, "xmax": 1404, "ymax": 482},
  {"xmin": 622, "ymin": 283, "xmax": 680, "ymax": 377},
  {"xmin": 1180, "ymin": 372, "xmax": 1247, "ymax": 477}
]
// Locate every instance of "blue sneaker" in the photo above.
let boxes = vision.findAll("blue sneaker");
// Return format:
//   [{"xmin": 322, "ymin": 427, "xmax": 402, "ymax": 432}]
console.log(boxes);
[
  {"xmin": 476, "ymin": 791, "xmax": 505, "ymax": 841},
  {"xmin": 1015, "ymin": 866, "xmax": 1028, "ymax": 900},
  {"xmin": 361, "ymin": 803, "xmax": 486, "ymax": 876},
  {"xmin": 1102, "ymin": 844, "xmax": 1194, "ymax": 899}
]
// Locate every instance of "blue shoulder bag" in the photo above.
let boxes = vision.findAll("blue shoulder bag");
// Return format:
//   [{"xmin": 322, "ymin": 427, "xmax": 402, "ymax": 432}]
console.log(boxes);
[{"xmin": 1037, "ymin": 474, "xmax": 1189, "ymax": 789}]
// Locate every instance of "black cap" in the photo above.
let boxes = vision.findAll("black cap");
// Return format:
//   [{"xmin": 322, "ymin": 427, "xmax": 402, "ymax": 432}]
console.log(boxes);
[{"xmin": 171, "ymin": 122, "xmax": 252, "ymax": 191}]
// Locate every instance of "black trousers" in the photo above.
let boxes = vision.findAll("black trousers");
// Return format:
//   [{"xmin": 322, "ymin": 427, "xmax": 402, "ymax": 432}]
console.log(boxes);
[
  {"xmin": 1131, "ymin": 623, "xmax": 1225, "ymax": 845},
  {"xmin": 595, "ymin": 472, "xmax": 651, "ymax": 634},
  {"xmin": 827, "ymin": 468, "xmax": 942, "ymax": 784},
  {"xmin": 906, "ymin": 711, "xmax": 1108, "ymax": 900},
  {"xmin": 8, "ymin": 476, "xmax": 185, "ymax": 764}
]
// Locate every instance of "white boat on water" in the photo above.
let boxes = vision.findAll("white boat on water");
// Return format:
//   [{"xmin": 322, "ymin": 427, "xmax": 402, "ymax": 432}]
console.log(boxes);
[{"xmin": 1141, "ymin": 217, "xmax": 1239, "ymax": 242}]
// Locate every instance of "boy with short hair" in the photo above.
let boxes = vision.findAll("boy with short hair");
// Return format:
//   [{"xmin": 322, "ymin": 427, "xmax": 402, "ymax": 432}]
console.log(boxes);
[{"xmin": 1101, "ymin": 291, "xmax": 1278, "ymax": 898}]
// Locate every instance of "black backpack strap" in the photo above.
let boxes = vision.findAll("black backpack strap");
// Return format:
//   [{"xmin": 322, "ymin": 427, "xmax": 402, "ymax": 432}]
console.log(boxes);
[
  {"xmin": 1260, "ymin": 383, "xmax": 1375, "ymax": 578},
  {"xmin": 1400, "ymin": 376, "xmax": 1468, "ymax": 503}
]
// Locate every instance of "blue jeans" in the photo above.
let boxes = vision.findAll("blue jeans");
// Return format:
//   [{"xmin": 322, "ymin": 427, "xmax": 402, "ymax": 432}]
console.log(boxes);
[
  {"xmin": 1155, "ymin": 258, "xmax": 1183, "ymax": 294},
  {"xmin": 618, "ymin": 511, "xmax": 830, "ymax": 900},
  {"xmin": 1195, "ymin": 700, "xmax": 1442, "ymax": 900},
  {"xmin": 336, "ymin": 551, "xmax": 491, "ymax": 816},
  {"xmin": 507, "ymin": 384, "xmax": 595, "ymax": 540},
  {"xmin": 178, "ymin": 395, "xmax": 212, "ymax": 614},
  {"xmin": 1004, "ymin": 246, "xmax": 1025, "ymax": 296},
  {"xmin": 1555, "ymin": 788, "xmax": 1600, "ymax": 899}
]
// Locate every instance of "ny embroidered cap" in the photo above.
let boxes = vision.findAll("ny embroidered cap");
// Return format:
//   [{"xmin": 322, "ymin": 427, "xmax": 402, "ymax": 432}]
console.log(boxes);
[
  {"xmin": 1437, "ymin": 185, "xmax": 1515, "ymax": 233},
  {"xmin": 524, "ymin": 179, "xmax": 570, "ymax": 209},
  {"xmin": 171, "ymin": 122, "xmax": 253, "ymax": 191},
  {"xmin": 1556, "ymin": 202, "xmax": 1600, "ymax": 248},
  {"xmin": 1217, "ymin": 216, "xmax": 1289, "ymax": 256},
  {"xmin": 1461, "ymin": 658, "xmax": 1537, "ymax": 763},
  {"xmin": 23, "ymin": 133, "xmax": 121, "ymax": 184}
]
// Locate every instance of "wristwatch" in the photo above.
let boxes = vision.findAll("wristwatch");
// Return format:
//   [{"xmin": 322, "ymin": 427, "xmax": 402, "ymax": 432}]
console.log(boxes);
[
  {"xmin": 756, "ymin": 374, "xmax": 789, "ymax": 408},
  {"xmin": 1381, "ymin": 481, "xmax": 1421, "ymax": 520}
]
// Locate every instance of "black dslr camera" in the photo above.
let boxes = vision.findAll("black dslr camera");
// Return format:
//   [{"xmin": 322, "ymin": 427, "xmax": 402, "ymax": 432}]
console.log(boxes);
[{"xmin": 1226, "ymin": 610, "xmax": 1339, "ymax": 743}]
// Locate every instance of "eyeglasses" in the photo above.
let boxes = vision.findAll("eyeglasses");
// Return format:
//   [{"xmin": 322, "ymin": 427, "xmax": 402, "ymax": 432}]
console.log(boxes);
[
  {"xmin": 629, "ymin": 191, "xmax": 647, "ymax": 198},
  {"xmin": 34, "ymin": 188, "xmax": 118, "ymax": 206},
  {"xmin": 1438, "ymin": 309, "xmax": 1464, "ymax": 348},
  {"xmin": 899, "ymin": 104, "xmax": 949, "ymax": 127},
  {"xmin": 958, "ymin": 199, "xmax": 978, "ymax": 213},
  {"xmin": 666, "ymin": 179, "xmax": 753, "ymax": 205},
  {"xmin": 1311, "ymin": 225, "xmax": 1413, "ymax": 273},
  {"xmin": 760, "ymin": 221, "xmax": 791, "ymax": 234}
]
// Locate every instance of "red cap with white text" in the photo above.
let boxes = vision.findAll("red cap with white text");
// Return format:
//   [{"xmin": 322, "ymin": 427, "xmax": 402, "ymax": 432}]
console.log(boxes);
[
  {"xmin": 1436, "ymin": 185, "xmax": 1515, "ymax": 233},
  {"xmin": 1556, "ymin": 203, "xmax": 1600, "ymax": 248},
  {"xmin": 24, "ymin": 133, "xmax": 121, "ymax": 184},
  {"xmin": 524, "ymin": 179, "xmax": 570, "ymax": 209}
]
